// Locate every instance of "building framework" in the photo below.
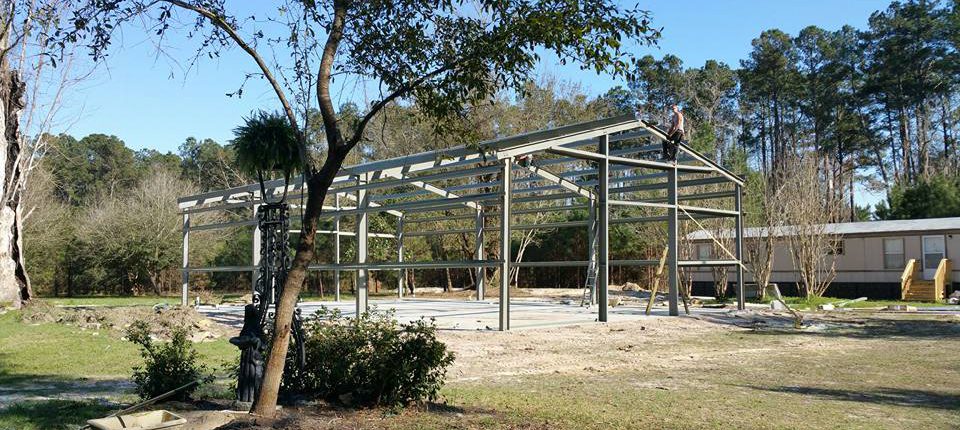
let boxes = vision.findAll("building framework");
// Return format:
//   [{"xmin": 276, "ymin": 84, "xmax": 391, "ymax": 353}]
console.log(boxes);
[{"xmin": 178, "ymin": 114, "xmax": 746, "ymax": 330}]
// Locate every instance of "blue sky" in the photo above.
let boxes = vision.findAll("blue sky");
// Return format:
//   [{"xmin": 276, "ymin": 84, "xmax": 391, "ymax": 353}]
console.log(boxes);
[{"xmin": 66, "ymin": 0, "xmax": 891, "ymax": 154}]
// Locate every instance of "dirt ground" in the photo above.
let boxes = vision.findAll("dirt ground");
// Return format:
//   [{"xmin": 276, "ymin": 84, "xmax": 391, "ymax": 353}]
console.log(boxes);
[
  {"xmin": 211, "ymin": 309, "xmax": 960, "ymax": 429},
  {"xmin": 439, "ymin": 311, "xmax": 730, "ymax": 382},
  {"xmin": 18, "ymin": 300, "xmax": 233, "ymax": 341}
]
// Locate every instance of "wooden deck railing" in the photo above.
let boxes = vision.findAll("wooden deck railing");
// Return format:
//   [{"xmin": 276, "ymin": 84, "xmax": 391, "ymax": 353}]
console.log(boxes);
[
  {"xmin": 934, "ymin": 258, "xmax": 951, "ymax": 301},
  {"xmin": 901, "ymin": 259, "xmax": 918, "ymax": 301}
]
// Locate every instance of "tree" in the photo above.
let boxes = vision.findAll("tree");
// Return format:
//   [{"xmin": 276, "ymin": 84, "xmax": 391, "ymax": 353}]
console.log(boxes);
[
  {"xmin": 780, "ymin": 156, "xmax": 842, "ymax": 299},
  {"xmin": 179, "ymin": 137, "xmax": 246, "ymax": 191},
  {"xmin": 21, "ymin": 162, "xmax": 71, "ymax": 295},
  {"xmin": 46, "ymin": 134, "xmax": 141, "ymax": 206},
  {"xmin": 61, "ymin": 0, "xmax": 660, "ymax": 415},
  {"xmin": 77, "ymin": 167, "xmax": 207, "ymax": 296},
  {"xmin": 743, "ymin": 171, "xmax": 783, "ymax": 300},
  {"xmin": 739, "ymin": 29, "xmax": 802, "ymax": 175},
  {"xmin": 875, "ymin": 173, "xmax": 960, "ymax": 219},
  {"xmin": 0, "ymin": 0, "xmax": 90, "ymax": 308}
]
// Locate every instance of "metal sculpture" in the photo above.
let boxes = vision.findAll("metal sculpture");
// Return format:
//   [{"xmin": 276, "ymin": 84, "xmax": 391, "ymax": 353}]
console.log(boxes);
[
  {"xmin": 253, "ymin": 202, "xmax": 306, "ymax": 367},
  {"xmin": 229, "ymin": 304, "xmax": 265, "ymax": 403},
  {"xmin": 231, "ymin": 200, "xmax": 306, "ymax": 403}
]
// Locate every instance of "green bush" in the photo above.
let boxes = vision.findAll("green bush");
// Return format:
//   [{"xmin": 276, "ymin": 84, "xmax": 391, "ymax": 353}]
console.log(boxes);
[
  {"xmin": 125, "ymin": 320, "xmax": 210, "ymax": 400},
  {"xmin": 285, "ymin": 308, "xmax": 455, "ymax": 408}
]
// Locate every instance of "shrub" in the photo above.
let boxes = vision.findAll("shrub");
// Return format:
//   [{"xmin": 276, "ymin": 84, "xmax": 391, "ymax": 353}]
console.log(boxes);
[
  {"xmin": 126, "ymin": 320, "xmax": 210, "ymax": 400},
  {"xmin": 285, "ymin": 308, "xmax": 455, "ymax": 408}
]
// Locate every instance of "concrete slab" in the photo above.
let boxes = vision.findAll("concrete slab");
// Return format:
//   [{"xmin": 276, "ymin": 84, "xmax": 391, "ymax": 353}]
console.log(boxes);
[{"xmin": 198, "ymin": 298, "xmax": 732, "ymax": 331}]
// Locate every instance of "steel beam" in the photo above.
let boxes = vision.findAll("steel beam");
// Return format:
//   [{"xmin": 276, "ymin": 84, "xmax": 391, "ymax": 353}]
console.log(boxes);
[
  {"xmin": 188, "ymin": 265, "xmax": 254, "ymax": 272},
  {"xmin": 356, "ymin": 176, "xmax": 369, "ymax": 314},
  {"xmin": 548, "ymin": 146, "xmax": 714, "ymax": 173},
  {"xmin": 587, "ymin": 197, "xmax": 597, "ymax": 305},
  {"xmin": 499, "ymin": 159, "xmax": 512, "ymax": 331},
  {"xmin": 521, "ymin": 163, "xmax": 594, "ymax": 199},
  {"xmin": 382, "ymin": 171, "xmax": 481, "ymax": 210},
  {"xmin": 598, "ymin": 135, "xmax": 610, "ymax": 322},
  {"xmin": 334, "ymin": 195, "xmax": 341, "ymax": 302},
  {"xmin": 678, "ymin": 142, "xmax": 745, "ymax": 186},
  {"xmin": 181, "ymin": 213, "xmax": 190, "ymax": 306},
  {"xmin": 397, "ymin": 214, "xmax": 405, "ymax": 299},
  {"xmin": 251, "ymin": 204, "xmax": 261, "ymax": 295},
  {"xmin": 667, "ymin": 165, "xmax": 680, "ymax": 316},
  {"xmin": 309, "ymin": 260, "xmax": 502, "ymax": 270},
  {"xmin": 735, "ymin": 185, "xmax": 745, "ymax": 310},
  {"xmin": 475, "ymin": 208, "xmax": 485, "ymax": 300}
]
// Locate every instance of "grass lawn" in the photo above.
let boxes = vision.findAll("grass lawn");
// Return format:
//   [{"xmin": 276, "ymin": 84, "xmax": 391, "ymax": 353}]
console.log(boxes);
[
  {"xmin": 757, "ymin": 295, "xmax": 945, "ymax": 310},
  {"xmin": 433, "ymin": 332, "xmax": 960, "ymax": 429},
  {"xmin": 2, "ymin": 305, "xmax": 959, "ymax": 429},
  {"xmin": 0, "ymin": 310, "xmax": 238, "ymax": 429},
  {"xmin": 0, "ymin": 311, "xmax": 236, "ymax": 385}
]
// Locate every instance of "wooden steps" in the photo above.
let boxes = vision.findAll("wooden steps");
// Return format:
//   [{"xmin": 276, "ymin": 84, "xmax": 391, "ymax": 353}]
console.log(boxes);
[
  {"xmin": 901, "ymin": 258, "xmax": 950, "ymax": 302},
  {"xmin": 903, "ymin": 280, "xmax": 937, "ymax": 301}
]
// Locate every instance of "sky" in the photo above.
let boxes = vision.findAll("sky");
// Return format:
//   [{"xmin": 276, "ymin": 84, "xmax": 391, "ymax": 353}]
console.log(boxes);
[{"xmin": 64, "ymin": 0, "xmax": 892, "ymax": 155}]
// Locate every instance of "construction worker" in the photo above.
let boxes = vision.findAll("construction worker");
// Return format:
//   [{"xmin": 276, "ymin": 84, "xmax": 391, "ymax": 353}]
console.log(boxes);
[{"xmin": 662, "ymin": 104, "xmax": 684, "ymax": 161}]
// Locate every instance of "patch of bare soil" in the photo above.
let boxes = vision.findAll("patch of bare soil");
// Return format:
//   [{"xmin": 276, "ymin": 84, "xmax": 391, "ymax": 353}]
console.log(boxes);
[
  {"xmin": 435, "ymin": 310, "xmax": 956, "ymax": 383},
  {"xmin": 18, "ymin": 301, "xmax": 232, "ymax": 341},
  {"xmin": 204, "ymin": 310, "xmax": 959, "ymax": 429},
  {"xmin": 438, "ymin": 313, "xmax": 741, "ymax": 382}
]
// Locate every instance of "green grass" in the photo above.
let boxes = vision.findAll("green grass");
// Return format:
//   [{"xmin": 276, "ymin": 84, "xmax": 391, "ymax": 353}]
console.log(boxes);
[
  {"xmin": 0, "ymin": 304, "xmax": 253, "ymax": 429},
  {"xmin": 0, "ymin": 311, "xmax": 236, "ymax": 385},
  {"xmin": 0, "ymin": 400, "xmax": 114, "ymax": 430},
  {"xmin": 0, "ymin": 311, "xmax": 239, "ymax": 429},
  {"xmin": 756, "ymin": 295, "xmax": 946, "ymax": 310},
  {"xmin": 408, "ymin": 322, "xmax": 960, "ymax": 429},
  {"xmin": 5, "ymin": 300, "xmax": 959, "ymax": 429}
]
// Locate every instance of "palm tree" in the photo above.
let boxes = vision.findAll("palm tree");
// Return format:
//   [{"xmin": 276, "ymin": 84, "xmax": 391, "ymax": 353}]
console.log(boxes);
[{"xmin": 232, "ymin": 111, "xmax": 301, "ymax": 202}]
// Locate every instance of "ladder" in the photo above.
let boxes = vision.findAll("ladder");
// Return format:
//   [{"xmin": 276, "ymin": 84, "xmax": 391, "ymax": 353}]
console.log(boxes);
[{"xmin": 581, "ymin": 259, "xmax": 598, "ymax": 306}]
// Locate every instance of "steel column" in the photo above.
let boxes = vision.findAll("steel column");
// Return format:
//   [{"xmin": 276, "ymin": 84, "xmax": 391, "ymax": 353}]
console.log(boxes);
[
  {"xmin": 475, "ymin": 208, "xmax": 485, "ymax": 300},
  {"xmin": 735, "ymin": 184, "xmax": 745, "ymax": 310},
  {"xmin": 251, "ymin": 204, "xmax": 261, "ymax": 294},
  {"xmin": 587, "ymin": 196, "xmax": 598, "ymax": 305},
  {"xmin": 181, "ymin": 213, "xmax": 190, "ymax": 306},
  {"xmin": 499, "ymin": 159, "xmax": 512, "ymax": 331},
  {"xmin": 667, "ymin": 164, "xmax": 680, "ymax": 316},
  {"xmin": 333, "ymin": 194, "xmax": 341, "ymax": 302},
  {"xmin": 397, "ymin": 214, "xmax": 405, "ymax": 299},
  {"xmin": 598, "ymin": 135, "xmax": 610, "ymax": 322},
  {"xmin": 356, "ymin": 176, "xmax": 369, "ymax": 314}
]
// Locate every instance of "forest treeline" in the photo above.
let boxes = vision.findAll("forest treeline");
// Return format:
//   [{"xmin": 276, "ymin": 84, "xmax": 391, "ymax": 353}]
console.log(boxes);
[{"xmin": 24, "ymin": 0, "xmax": 960, "ymax": 296}]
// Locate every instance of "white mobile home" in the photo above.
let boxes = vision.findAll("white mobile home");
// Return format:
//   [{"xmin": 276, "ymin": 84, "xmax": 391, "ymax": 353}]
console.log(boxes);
[{"xmin": 688, "ymin": 217, "xmax": 960, "ymax": 300}]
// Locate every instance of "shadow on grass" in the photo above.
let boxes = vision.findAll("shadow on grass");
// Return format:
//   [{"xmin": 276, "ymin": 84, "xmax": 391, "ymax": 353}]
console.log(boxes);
[
  {"xmin": 217, "ymin": 401, "xmax": 524, "ymax": 430},
  {"xmin": 0, "ymin": 399, "xmax": 114, "ymax": 429},
  {"xmin": 0, "ymin": 354, "xmax": 133, "ymax": 407},
  {"xmin": 741, "ymin": 385, "xmax": 960, "ymax": 411}
]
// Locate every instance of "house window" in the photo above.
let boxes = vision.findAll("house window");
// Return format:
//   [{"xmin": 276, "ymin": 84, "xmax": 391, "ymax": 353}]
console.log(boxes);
[
  {"xmin": 696, "ymin": 243, "xmax": 712, "ymax": 260},
  {"xmin": 883, "ymin": 238, "xmax": 904, "ymax": 269}
]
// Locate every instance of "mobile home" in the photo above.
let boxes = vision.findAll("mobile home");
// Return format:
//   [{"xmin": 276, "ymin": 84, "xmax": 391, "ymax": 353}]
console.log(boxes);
[{"xmin": 688, "ymin": 217, "xmax": 960, "ymax": 300}]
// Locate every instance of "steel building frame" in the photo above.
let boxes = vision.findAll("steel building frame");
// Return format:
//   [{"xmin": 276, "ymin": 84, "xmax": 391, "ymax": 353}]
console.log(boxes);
[{"xmin": 177, "ymin": 114, "xmax": 745, "ymax": 330}]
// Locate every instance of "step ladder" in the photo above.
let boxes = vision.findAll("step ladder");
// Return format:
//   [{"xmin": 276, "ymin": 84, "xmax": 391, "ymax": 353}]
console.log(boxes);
[{"xmin": 581, "ymin": 259, "xmax": 598, "ymax": 307}]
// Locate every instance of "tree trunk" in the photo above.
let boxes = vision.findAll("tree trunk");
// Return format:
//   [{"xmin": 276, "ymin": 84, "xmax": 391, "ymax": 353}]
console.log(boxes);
[
  {"xmin": 899, "ymin": 107, "xmax": 912, "ymax": 183},
  {"xmin": 252, "ymin": 151, "xmax": 344, "ymax": 416},
  {"xmin": 147, "ymin": 273, "xmax": 162, "ymax": 296},
  {"xmin": 0, "ymin": 71, "xmax": 30, "ymax": 309},
  {"xmin": 941, "ymin": 94, "xmax": 953, "ymax": 171}
]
